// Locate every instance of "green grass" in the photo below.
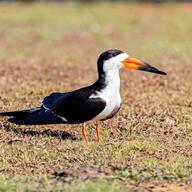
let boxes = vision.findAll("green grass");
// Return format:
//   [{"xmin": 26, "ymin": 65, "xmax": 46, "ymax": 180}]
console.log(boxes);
[
  {"xmin": 0, "ymin": 175, "xmax": 125, "ymax": 192},
  {"xmin": 0, "ymin": 2, "xmax": 192, "ymax": 191}
]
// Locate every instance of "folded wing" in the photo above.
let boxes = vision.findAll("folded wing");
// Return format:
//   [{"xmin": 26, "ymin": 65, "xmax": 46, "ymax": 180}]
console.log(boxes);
[{"xmin": 42, "ymin": 89, "xmax": 106, "ymax": 124}]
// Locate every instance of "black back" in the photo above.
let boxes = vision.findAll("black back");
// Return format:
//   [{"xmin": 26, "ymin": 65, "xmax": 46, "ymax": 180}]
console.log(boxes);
[{"xmin": 43, "ymin": 87, "xmax": 106, "ymax": 124}]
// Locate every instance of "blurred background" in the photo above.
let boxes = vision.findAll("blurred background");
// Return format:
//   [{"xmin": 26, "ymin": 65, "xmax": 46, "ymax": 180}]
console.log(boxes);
[
  {"xmin": 0, "ymin": 0, "xmax": 192, "ymax": 2},
  {"xmin": 0, "ymin": 0, "xmax": 192, "ymax": 191},
  {"xmin": 0, "ymin": 0, "xmax": 191, "ymax": 119}
]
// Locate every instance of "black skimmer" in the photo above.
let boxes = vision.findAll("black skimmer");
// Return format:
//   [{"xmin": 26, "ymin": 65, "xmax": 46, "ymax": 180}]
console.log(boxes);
[{"xmin": 0, "ymin": 49, "xmax": 166, "ymax": 143}]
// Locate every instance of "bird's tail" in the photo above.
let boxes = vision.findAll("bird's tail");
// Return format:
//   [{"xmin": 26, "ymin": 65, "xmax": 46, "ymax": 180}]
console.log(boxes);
[{"xmin": 0, "ymin": 107, "xmax": 64, "ymax": 125}]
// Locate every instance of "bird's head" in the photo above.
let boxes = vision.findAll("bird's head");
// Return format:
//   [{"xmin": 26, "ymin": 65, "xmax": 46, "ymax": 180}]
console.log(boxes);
[{"xmin": 97, "ymin": 49, "xmax": 167, "ymax": 75}]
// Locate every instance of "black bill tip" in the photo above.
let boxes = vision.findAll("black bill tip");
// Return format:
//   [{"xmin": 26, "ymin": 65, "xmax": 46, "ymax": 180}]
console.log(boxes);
[{"xmin": 139, "ymin": 63, "xmax": 167, "ymax": 75}]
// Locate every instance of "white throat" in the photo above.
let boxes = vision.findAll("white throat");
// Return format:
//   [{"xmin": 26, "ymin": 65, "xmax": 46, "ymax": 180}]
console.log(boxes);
[{"xmin": 104, "ymin": 69, "xmax": 120, "ymax": 91}]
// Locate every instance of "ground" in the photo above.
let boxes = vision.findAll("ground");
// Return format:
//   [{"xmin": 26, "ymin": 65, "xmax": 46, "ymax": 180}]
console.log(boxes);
[{"xmin": 0, "ymin": 2, "xmax": 192, "ymax": 191}]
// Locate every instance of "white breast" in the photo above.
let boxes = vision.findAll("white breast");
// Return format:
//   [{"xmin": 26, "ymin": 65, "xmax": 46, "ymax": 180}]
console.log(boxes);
[{"xmin": 91, "ymin": 69, "xmax": 121, "ymax": 121}]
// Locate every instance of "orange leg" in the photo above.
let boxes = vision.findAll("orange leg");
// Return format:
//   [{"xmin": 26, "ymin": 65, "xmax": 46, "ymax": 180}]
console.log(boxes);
[
  {"xmin": 82, "ymin": 125, "xmax": 88, "ymax": 144},
  {"xmin": 96, "ymin": 124, "xmax": 101, "ymax": 144}
]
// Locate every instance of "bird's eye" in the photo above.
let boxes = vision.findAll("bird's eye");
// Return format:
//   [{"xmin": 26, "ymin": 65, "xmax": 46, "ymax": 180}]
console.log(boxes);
[{"xmin": 112, "ymin": 53, "xmax": 118, "ymax": 57}]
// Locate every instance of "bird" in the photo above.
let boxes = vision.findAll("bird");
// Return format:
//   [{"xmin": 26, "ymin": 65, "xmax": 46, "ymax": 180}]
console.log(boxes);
[{"xmin": 0, "ymin": 49, "xmax": 166, "ymax": 144}]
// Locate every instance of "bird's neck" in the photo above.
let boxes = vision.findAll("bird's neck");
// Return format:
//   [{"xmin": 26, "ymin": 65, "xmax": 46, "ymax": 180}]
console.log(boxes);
[{"xmin": 97, "ymin": 69, "xmax": 120, "ymax": 91}]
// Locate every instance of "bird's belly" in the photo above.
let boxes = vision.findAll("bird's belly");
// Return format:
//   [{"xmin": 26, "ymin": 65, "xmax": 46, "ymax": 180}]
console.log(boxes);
[{"xmin": 93, "ymin": 95, "xmax": 121, "ymax": 121}]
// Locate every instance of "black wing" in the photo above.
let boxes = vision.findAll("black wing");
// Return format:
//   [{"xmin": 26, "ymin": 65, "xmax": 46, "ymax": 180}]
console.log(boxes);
[
  {"xmin": 0, "ymin": 107, "xmax": 64, "ymax": 125},
  {"xmin": 42, "ymin": 89, "xmax": 106, "ymax": 124}
]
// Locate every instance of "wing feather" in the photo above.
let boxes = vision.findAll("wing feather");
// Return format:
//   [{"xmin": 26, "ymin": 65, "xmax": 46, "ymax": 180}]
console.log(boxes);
[{"xmin": 42, "ymin": 89, "xmax": 106, "ymax": 124}]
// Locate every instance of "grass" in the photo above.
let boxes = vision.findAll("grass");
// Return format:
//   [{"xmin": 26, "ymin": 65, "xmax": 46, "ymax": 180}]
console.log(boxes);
[{"xmin": 0, "ymin": 2, "xmax": 192, "ymax": 191}]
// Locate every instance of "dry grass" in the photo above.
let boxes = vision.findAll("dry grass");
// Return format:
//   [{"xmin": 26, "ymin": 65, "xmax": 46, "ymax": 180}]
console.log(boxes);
[{"xmin": 0, "ymin": 2, "xmax": 192, "ymax": 191}]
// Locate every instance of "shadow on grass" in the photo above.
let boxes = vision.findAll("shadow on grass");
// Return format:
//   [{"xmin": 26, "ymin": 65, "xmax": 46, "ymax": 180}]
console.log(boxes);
[{"xmin": 2, "ymin": 123, "xmax": 78, "ymax": 141}]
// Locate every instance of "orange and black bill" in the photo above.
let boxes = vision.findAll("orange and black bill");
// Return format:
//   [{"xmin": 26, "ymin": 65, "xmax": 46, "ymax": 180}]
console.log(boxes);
[{"xmin": 122, "ymin": 57, "xmax": 167, "ymax": 75}]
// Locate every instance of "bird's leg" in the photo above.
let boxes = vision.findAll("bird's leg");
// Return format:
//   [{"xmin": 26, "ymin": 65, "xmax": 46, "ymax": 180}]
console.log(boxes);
[
  {"xmin": 96, "ymin": 123, "xmax": 101, "ymax": 144},
  {"xmin": 82, "ymin": 124, "xmax": 88, "ymax": 144}
]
